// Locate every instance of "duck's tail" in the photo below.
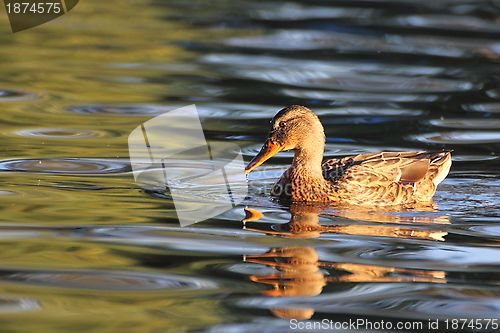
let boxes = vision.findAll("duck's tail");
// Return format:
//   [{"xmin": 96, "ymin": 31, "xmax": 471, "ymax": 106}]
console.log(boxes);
[{"xmin": 428, "ymin": 150, "xmax": 452, "ymax": 186}]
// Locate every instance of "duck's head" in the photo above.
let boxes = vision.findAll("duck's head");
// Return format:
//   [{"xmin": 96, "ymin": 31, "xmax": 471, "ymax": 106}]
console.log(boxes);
[{"xmin": 245, "ymin": 105, "xmax": 325, "ymax": 174}]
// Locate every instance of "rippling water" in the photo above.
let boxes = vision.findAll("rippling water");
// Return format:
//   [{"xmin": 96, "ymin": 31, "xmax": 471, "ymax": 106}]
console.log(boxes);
[{"xmin": 1, "ymin": 0, "xmax": 500, "ymax": 332}]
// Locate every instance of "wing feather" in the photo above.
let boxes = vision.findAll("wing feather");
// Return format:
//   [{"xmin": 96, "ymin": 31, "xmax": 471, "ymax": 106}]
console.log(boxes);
[{"xmin": 321, "ymin": 151, "xmax": 452, "ymax": 204}]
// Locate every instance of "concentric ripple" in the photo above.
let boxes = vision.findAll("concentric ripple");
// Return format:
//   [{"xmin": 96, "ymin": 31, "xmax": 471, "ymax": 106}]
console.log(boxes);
[
  {"xmin": 410, "ymin": 131, "xmax": 500, "ymax": 144},
  {"xmin": 0, "ymin": 89, "xmax": 38, "ymax": 101},
  {"xmin": 225, "ymin": 29, "xmax": 489, "ymax": 57},
  {"xmin": 64, "ymin": 104, "xmax": 176, "ymax": 116},
  {"xmin": 196, "ymin": 103, "xmax": 279, "ymax": 119},
  {"xmin": 313, "ymin": 107, "xmax": 424, "ymax": 116},
  {"xmin": 3, "ymin": 270, "xmax": 217, "ymax": 291},
  {"xmin": 202, "ymin": 54, "xmax": 446, "ymax": 76},
  {"xmin": 282, "ymin": 88, "xmax": 442, "ymax": 102},
  {"xmin": 427, "ymin": 119, "xmax": 500, "ymax": 129},
  {"xmin": 234, "ymin": 69, "xmax": 477, "ymax": 93},
  {"xmin": 0, "ymin": 158, "xmax": 130, "ymax": 174}
]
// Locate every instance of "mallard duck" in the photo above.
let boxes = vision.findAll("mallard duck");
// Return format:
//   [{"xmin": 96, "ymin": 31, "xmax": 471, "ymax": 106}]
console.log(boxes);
[{"xmin": 245, "ymin": 105, "xmax": 452, "ymax": 206}]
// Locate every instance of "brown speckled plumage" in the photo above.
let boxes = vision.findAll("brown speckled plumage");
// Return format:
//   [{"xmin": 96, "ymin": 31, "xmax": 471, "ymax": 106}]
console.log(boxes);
[{"xmin": 246, "ymin": 106, "xmax": 452, "ymax": 206}]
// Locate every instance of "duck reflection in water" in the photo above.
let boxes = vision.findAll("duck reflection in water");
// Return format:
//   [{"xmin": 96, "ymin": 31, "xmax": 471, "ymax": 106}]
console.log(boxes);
[{"xmin": 242, "ymin": 204, "xmax": 448, "ymax": 320}]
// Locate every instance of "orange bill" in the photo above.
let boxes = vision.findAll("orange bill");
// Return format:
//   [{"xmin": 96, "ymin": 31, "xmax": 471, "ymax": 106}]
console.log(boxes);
[
  {"xmin": 245, "ymin": 139, "xmax": 284, "ymax": 174},
  {"xmin": 242, "ymin": 208, "xmax": 264, "ymax": 222}
]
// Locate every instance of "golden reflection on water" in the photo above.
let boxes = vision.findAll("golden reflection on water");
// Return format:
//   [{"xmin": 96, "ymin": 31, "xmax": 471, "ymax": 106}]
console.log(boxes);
[
  {"xmin": 243, "ymin": 205, "xmax": 448, "ymax": 319},
  {"xmin": 0, "ymin": 0, "xmax": 500, "ymax": 331},
  {"xmin": 244, "ymin": 204, "xmax": 449, "ymax": 240}
]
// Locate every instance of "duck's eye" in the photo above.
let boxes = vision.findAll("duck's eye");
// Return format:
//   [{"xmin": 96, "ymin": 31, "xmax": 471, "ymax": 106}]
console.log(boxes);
[{"xmin": 279, "ymin": 121, "xmax": 287, "ymax": 127}]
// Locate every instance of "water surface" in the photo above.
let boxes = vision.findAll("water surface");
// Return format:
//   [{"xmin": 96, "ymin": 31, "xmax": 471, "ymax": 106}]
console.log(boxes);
[{"xmin": 0, "ymin": 0, "xmax": 500, "ymax": 332}]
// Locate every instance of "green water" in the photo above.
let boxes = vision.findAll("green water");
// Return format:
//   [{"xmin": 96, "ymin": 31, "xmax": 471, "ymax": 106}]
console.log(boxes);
[{"xmin": 1, "ymin": 0, "xmax": 500, "ymax": 332}]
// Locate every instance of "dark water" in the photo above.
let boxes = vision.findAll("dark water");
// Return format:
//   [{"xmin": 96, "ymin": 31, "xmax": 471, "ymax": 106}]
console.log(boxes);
[{"xmin": 1, "ymin": 0, "xmax": 500, "ymax": 332}]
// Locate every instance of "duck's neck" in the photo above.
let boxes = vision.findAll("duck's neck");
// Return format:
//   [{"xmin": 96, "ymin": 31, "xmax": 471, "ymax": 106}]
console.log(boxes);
[{"xmin": 290, "ymin": 140, "xmax": 325, "ymax": 181}]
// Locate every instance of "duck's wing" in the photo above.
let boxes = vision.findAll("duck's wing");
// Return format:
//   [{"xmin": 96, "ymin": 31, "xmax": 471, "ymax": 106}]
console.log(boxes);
[
  {"xmin": 323, "ymin": 151, "xmax": 451, "ymax": 183},
  {"xmin": 322, "ymin": 151, "xmax": 452, "ymax": 204}
]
